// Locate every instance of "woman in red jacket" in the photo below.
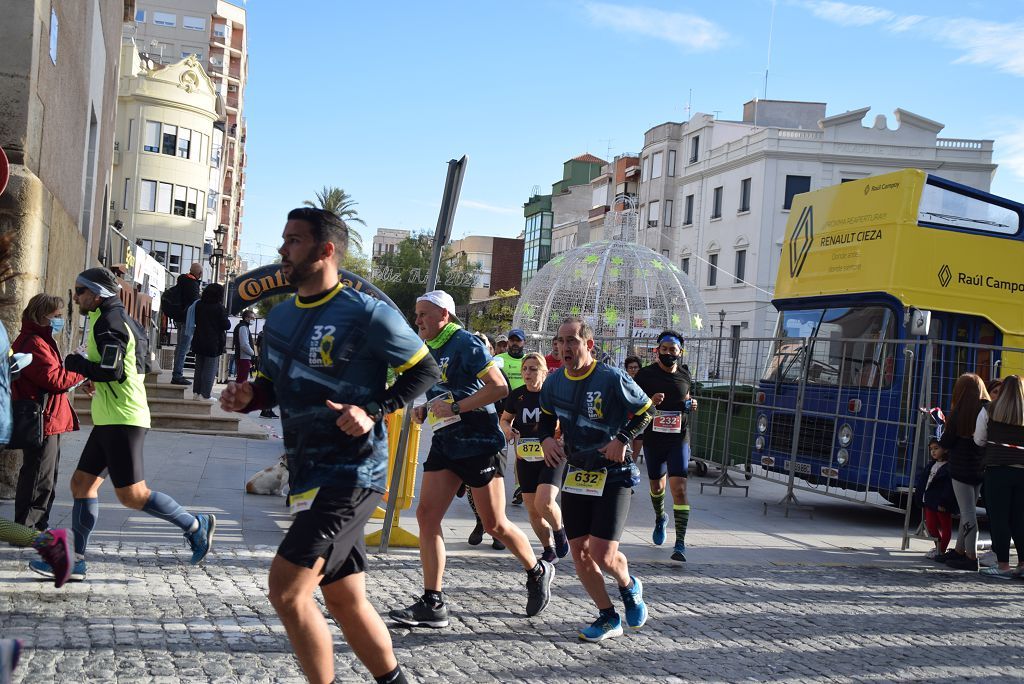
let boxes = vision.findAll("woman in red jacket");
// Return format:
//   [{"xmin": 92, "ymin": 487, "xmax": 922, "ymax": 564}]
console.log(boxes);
[{"xmin": 13, "ymin": 293, "xmax": 86, "ymax": 531}]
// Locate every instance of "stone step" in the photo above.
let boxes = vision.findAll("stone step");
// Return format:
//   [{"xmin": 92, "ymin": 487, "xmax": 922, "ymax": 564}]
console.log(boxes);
[
  {"xmin": 74, "ymin": 395, "xmax": 213, "ymax": 416},
  {"xmin": 144, "ymin": 383, "xmax": 190, "ymax": 399},
  {"xmin": 77, "ymin": 408, "xmax": 241, "ymax": 431},
  {"xmin": 150, "ymin": 427, "xmax": 269, "ymax": 441}
]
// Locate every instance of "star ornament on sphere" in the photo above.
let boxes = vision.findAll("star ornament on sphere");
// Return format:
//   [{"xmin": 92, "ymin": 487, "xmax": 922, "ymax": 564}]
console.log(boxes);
[
  {"xmin": 650, "ymin": 260, "xmax": 665, "ymax": 270},
  {"xmin": 604, "ymin": 307, "xmax": 619, "ymax": 326},
  {"xmin": 692, "ymin": 314, "xmax": 704, "ymax": 331},
  {"xmin": 584, "ymin": 255, "xmax": 600, "ymax": 265},
  {"xmin": 672, "ymin": 313, "xmax": 681, "ymax": 325}
]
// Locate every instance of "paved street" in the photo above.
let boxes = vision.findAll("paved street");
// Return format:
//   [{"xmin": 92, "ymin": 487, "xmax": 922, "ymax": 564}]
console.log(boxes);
[{"xmin": 1, "ymin": 423, "xmax": 1022, "ymax": 682}]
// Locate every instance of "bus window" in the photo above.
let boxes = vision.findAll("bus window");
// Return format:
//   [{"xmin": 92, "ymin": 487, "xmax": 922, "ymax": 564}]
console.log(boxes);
[{"xmin": 976, "ymin": 322, "xmax": 997, "ymax": 382}]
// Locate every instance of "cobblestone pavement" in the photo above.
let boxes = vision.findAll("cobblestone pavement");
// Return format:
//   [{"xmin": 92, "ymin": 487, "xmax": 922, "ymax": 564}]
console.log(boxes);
[{"xmin": 2, "ymin": 543, "xmax": 1022, "ymax": 683}]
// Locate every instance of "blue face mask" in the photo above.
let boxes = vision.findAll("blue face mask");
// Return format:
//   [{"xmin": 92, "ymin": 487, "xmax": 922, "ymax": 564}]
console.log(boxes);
[{"xmin": 49, "ymin": 317, "xmax": 65, "ymax": 334}]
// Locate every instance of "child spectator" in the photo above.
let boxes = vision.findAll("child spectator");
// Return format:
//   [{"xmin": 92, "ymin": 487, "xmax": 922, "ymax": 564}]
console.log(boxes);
[{"xmin": 916, "ymin": 437, "xmax": 957, "ymax": 560}]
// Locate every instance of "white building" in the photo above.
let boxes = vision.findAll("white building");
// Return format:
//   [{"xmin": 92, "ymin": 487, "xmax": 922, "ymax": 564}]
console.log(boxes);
[
  {"xmin": 372, "ymin": 228, "xmax": 411, "ymax": 260},
  {"xmin": 637, "ymin": 99, "xmax": 996, "ymax": 343}
]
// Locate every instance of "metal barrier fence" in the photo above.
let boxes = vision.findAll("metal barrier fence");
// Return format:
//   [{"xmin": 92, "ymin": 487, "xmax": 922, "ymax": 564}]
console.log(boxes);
[{"xmin": 684, "ymin": 335, "xmax": 1024, "ymax": 549}]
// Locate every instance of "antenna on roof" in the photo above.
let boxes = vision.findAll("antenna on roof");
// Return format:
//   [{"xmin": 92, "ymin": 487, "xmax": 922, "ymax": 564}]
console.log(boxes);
[
  {"xmin": 530, "ymin": 184, "xmax": 541, "ymax": 197},
  {"xmin": 684, "ymin": 89, "xmax": 692, "ymax": 119}
]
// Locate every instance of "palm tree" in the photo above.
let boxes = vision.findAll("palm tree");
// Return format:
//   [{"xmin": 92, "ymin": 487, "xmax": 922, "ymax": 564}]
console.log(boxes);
[{"xmin": 304, "ymin": 186, "xmax": 365, "ymax": 254}]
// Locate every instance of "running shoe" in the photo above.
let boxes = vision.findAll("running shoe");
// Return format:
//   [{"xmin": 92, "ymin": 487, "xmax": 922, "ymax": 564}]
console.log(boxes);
[
  {"xmin": 979, "ymin": 566, "xmax": 1017, "ymax": 579},
  {"xmin": 553, "ymin": 527, "xmax": 570, "ymax": 558},
  {"xmin": 29, "ymin": 558, "xmax": 87, "ymax": 582},
  {"xmin": 924, "ymin": 548, "xmax": 939, "ymax": 560},
  {"xmin": 671, "ymin": 542, "xmax": 687, "ymax": 563},
  {"xmin": 619, "ymin": 576, "xmax": 648, "ymax": 629},
  {"xmin": 185, "ymin": 513, "xmax": 216, "ymax": 565},
  {"xmin": 0, "ymin": 639, "xmax": 21, "ymax": 684},
  {"xmin": 34, "ymin": 529, "xmax": 72, "ymax": 588},
  {"xmin": 511, "ymin": 487, "xmax": 523, "ymax": 506},
  {"xmin": 578, "ymin": 613, "xmax": 623, "ymax": 642},
  {"xmin": 541, "ymin": 547, "xmax": 557, "ymax": 564},
  {"xmin": 389, "ymin": 597, "xmax": 450, "ymax": 628},
  {"xmin": 467, "ymin": 521, "xmax": 484, "ymax": 546},
  {"xmin": 525, "ymin": 559, "xmax": 554, "ymax": 617},
  {"xmin": 652, "ymin": 513, "xmax": 668, "ymax": 546},
  {"xmin": 491, "ymin": 537, "xmax": 506, "ymax": 551}
]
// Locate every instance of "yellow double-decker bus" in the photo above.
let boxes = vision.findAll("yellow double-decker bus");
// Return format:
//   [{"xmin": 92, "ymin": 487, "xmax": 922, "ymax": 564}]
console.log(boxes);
[{"xmin": 754, "ymin": 169, "xmax": 1023, "ymax": 499}]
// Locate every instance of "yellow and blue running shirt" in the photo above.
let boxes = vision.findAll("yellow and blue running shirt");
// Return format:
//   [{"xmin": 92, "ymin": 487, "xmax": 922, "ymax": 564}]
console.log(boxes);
[
  {"xmin": 425, "ymin": 325, "xmax": 506, "ymax": 459},
  {"xmin": 540, "ymin": 362, "xmax": 652, "ymax": 471},
  {"xmin": 257, "ymin": 284, "xmax": 428, "ymax": 493}
]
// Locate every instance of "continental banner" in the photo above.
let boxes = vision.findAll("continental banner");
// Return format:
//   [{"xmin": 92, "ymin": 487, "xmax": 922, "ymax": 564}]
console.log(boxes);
[{"xmin": 226, "ymin": 264, "xmax": 398, "ymax": 314}]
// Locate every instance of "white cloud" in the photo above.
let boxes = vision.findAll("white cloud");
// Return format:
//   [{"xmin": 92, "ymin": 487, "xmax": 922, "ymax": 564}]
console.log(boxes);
[
  {"xmin": 582, "ymin": 2, "xmax": 727, "ymax": 52},
  {"xmin": 803, "ymin": 2, "xmax": 1024, "ymax": 77},
  {"xmin": 993, "ymin": 121, "xmax": 1024, "ymax": 183},
  {"xmin": 461, "ymin": 199, "xmax": 521, "ymax": 216}
]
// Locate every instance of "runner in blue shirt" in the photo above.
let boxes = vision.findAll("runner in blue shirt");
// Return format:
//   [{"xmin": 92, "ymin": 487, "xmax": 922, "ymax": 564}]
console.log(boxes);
[
  {"xmin": 539, "ymin": 317, "xmax": 652, "ymax": 642},
  {"xmin": 221, "ymin": 208, "xmax": 438, "ymax": 684},
  {"xmin": 389, "ymin": 290, "xmax": 555, "ymax": 629}
]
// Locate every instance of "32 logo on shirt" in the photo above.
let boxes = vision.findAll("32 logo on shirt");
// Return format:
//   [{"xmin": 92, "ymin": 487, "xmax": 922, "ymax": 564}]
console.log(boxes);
[
  {"xmin": 438, "ymin": 356, "xmax": 451, "ymax": 383},
  {"xmin": 586, "ymin": 391, "xmax": 604, "ymax": 420},
  {"xmin": 308, "ymin": 325, "xmax": 336, "ymax": 368}
]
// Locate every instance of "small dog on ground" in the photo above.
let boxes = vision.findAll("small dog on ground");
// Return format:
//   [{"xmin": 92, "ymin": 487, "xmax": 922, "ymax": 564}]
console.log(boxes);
[{"xmin": 245, "ymin": 455, "xmax": 289, "ymax": 496}]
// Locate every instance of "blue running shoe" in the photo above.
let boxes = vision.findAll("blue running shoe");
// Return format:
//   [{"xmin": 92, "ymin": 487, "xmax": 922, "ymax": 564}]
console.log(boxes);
[
  {"xmin": 29, "ymin": 558, "xmax": 87, "ymax": 582},
  {"xmin": 186, "ymin": 513, "xmax": 216, "ymax": 565},
  {"xmin": 619, "ymin": 576, "xmax": 647, "ymax": 629},
  {"xmin": 579, "ymin": 613, "xmax": 623, "ymax": 642},
  {"xmin": 652, "ymin": 514, "xmax": 668, "ymax": 546},
  {"xmin": 0, "ymin": 638, "xmax": 22, "ymax": 682},
  {"xmin": 671, "ymin": 542, "xmax": 687, "ymax": 562},
  {"xmin": 553, "ymin": 527, "xmax": 570, "ymax": 559}
]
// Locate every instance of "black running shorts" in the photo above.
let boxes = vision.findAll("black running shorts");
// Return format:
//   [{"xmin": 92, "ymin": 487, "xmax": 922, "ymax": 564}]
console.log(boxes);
[
  {"xmin": 562, "ymin": 485, "xmax": 633, "ymax": 542},
  {"xmin": 76, "ymin": 425, "xmax": 147, "ymax": 488},
  {"xmin": 644, "ymin": 440, "xmax": 690, "ymax": 480},
  {"xmin": 277, "ymin": 486, "xmax": 380, "ymax": 585},
  {"xmin": 515, "ymin": 457, "xmax": 566, "ymax": 495},
  {"xmin": 422, "ymin": 444, "xmax": 504, "ymax": 489}
]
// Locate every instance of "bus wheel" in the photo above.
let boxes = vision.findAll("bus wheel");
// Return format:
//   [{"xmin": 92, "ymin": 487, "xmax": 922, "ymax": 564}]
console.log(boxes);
[
  {"xmin": 744, "ymin": 462, "xmax": 753, "ymax": 481},
  {"xmin": 696, "ymin": 460, "xmax": 709, "ymax": 477}
]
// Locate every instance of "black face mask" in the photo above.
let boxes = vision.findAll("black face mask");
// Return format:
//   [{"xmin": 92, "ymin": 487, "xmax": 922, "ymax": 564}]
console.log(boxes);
[
  {"xmin": 659, "ymin": 353, "xmax": 679, "ymax": 367},
  {"xmin": 508, "ymin": 346, "xmax": 524, "ymax": 359}
]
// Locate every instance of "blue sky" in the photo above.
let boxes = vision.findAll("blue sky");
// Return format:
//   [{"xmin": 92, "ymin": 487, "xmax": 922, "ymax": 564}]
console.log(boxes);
[{"xmin": 239, "ymin": 0, "xmax": 1024, "ymax": 262}]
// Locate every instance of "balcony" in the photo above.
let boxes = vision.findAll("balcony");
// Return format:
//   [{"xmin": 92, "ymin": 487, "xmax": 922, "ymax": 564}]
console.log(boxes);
[{"xmin": 588, "ymin": 205, "xmax": 609, "ymax": 220}]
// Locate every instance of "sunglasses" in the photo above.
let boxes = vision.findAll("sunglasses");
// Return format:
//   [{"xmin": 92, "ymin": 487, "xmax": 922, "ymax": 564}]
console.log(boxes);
[{"xmin": 74, "ymin": 286, "xmax": 89, "ymax": 295}]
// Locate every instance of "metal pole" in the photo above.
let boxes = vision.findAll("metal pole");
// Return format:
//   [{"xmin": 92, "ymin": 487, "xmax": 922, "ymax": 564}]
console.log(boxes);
[
  {"xmin": 379, "ymin": 156, "xmax": 468, "ymax": 553},
  {"xmin": 902, "ymin": 340, "xmax": 932, "ymax": 550},
  {"xmin": 715, "ymin": 309, "xmax": 725, "ymax": 379},
  {"xmin": 766, "ymin": 337, "xmax": 812, "ymax": 517}
]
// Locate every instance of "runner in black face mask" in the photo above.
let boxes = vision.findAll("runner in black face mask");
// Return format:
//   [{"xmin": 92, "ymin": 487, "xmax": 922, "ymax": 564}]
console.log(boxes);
[{"xmin": 632, "ymin": 330, "xmax": 698, "ymax": 562}]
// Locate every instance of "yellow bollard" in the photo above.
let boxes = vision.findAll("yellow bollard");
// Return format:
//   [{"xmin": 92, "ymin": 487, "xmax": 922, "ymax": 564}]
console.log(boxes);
[{"xmin": 366, "ymin": 408, "xmax": 422, "ymax": 547}]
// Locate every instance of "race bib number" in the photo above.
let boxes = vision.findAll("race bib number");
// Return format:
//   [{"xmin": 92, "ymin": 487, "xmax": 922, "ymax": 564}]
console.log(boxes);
[
  {"xmin": 515, "ymin": 438, "xmax": 544, "ymax": 462},
  {"xmin": 563, "ymin": 466, "xmax": 607, "ymax": 496},
  {"xmin": 427, "ymin": 393, "xmax": 461, "ymax": 431},
  {"xmin": 288, "ymin": 487, "xmax": 320, "ymax": 515},
  {"xmin": 652, "ymin": 410, "xmax": 682, "ymax": 434}
]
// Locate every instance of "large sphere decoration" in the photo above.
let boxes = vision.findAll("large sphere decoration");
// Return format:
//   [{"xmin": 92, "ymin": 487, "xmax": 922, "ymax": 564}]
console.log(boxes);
[{"xmin": 513, "ymin": 228, "xmax": 709, "ymax": 363}]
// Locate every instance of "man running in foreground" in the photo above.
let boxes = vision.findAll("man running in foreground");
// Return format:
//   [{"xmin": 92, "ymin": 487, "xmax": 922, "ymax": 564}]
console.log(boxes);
[
  {"xmin": 389, "ymin": 290, "xmax": 554, "ymax": 628},
  {"xmin": 539, "ymin": 317, "xmax": 652, "ymax": 641},
  {"xmin": 222, "ymin": 208, "xmax": 438, "ymax": 684}
]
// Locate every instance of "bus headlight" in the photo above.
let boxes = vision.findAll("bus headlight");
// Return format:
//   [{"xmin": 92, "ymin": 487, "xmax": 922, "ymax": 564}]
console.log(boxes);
[
  {"xmin": 757, "ymin": 414, "xmax": 768, "ymax": 433},
  {"xmin": 836, "ymin": 448, "xmax": 850, "ymax": 466},
  {"xmin": 755, "ymin": 436, "xmax": 765, "ymax": 451},
  {"xmin": 837, "ymin": 423, "xmax": 854, "ymax": 447}
]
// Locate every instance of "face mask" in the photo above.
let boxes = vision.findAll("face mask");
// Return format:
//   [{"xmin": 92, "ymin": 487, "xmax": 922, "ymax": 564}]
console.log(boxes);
[
  {"xmin": 508, "ymin": 347, "xmax": 524, "ymax": 359},
  {"xmin": 49, "ymin": 317, "xmax": 65, "ymax": 334},
  {"xmin": 659, "ymin": 353, "xmax": 679, "ymax": 367}
]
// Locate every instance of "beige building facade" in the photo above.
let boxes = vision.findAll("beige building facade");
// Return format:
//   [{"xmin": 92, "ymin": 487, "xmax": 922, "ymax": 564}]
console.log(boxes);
[
  {"xmin": 131, "ymin": 0, "xmax": 248, "ymax": 279},
  {"xmin": 111, "ymin": 41, "xmax": 224, "ymax": 278}
]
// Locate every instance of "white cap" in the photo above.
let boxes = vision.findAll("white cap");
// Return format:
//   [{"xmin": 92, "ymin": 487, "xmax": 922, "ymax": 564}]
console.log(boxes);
[{"xmin": 416, "ymin": 290, "xmax": 457, "ymax": 317}]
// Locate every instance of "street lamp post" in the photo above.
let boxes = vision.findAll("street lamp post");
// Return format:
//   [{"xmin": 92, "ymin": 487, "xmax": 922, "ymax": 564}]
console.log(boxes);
[{"xmin": 714, "ymin": 309, "xmax": 726, "ymax": 380}]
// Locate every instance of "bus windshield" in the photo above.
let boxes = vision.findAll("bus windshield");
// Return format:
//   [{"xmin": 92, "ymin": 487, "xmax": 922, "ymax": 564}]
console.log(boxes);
[{"xmin": 762, "ymin": 306, "xmax": 896, "ymax": 387}]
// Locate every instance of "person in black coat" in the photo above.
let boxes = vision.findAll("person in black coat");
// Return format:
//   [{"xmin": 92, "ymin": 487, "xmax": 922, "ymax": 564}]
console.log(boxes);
[
  {"xmin": 190, "ymin": 284, "xmax": 229, "ymax": 401},
  {"xmin": 170, "ymin": 263, "xmax": 203, "ymax": 385}
]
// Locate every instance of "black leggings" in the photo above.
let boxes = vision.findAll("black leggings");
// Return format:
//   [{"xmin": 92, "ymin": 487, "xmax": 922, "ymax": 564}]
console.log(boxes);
[{"xmin": 984, "ymin": 466, "xmax": 1024, "ymax": 564}]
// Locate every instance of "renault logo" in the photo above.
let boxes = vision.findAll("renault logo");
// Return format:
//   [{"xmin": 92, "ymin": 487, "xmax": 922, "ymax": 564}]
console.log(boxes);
[
  {"xmin": 938, "ymin": 264, "xmax": 952, "ymax": 288},
  {"xmin": 789, "ymin": 206, "xmax": 813, "ymax": 278}
]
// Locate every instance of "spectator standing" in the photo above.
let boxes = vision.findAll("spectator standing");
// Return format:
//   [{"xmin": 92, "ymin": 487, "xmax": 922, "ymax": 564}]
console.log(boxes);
[
  {"xmin": 938, "ymin": 373, "xmax": 990, "ymax": 570},
  {"xmin": 916, "ymin": 437, "xmax": 957, "ymax": 560},
  {"xmin": 170, "ymin": 263, "xmax": 202, "ymax": 385},
  {"xmin": 233, "ymin": 310, "xmax": 256, "ymax": 384},
  {"xmin": 12, "ymin": 294, "xmax": 86, "ymax": 531},
  {"xmin": 974, "ymin": 374, "xmax": 1024, "ymax": 578},
  {"xmin": 190, "ymin": 284, "xmax": 230, "ymax": 401}
]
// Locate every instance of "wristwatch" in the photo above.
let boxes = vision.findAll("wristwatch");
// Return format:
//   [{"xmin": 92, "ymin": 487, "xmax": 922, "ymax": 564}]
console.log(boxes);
[
  {"xmin": 363, "ymin": 401, "xmax": 384, "ymax": 422},
  {"xmin": 451, "ymin": 400, "xmax": 462, "ymax": 415}
]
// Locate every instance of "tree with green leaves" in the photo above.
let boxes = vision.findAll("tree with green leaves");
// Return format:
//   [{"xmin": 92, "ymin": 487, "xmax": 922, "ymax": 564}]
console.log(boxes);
[
  {"xmin": 303, "ymin": 186, "xmax": 365, "ymax": 254},
  {"xmin": 373, "ymin": 233, "xmax": 479, "ymax": 321}
]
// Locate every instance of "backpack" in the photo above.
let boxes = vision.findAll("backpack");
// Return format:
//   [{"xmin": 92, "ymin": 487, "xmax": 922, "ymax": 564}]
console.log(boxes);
[
  {"xmin": 161, "ymin": 283, "xmax": 183, "ymax": 321},
  {"xmin": 124, "ymin": 313, "xmax": 153, "ymax": 375}
]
